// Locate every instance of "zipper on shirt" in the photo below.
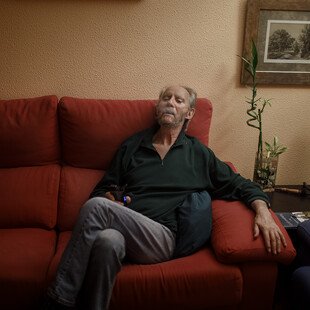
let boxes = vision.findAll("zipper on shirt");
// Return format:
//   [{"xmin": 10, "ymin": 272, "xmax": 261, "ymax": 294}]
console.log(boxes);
[
  {"xmin": 158, "ymin": 143, "xmax": 182, "ymax": 167},
  {"xmin": 143, "ymin": 141, "xmax": 183, "ymax": 167}
]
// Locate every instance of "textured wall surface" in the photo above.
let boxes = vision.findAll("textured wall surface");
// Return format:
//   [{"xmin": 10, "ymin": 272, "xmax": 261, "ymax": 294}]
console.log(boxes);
[{"xmin": 0, "ymin": 0, "xmax": 309, "ymax": 184}]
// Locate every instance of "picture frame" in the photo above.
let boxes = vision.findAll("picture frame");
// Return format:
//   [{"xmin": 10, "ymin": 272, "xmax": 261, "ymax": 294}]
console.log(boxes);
[{"xmin": 241, "ymin": 0, "xmax": 310, "ymax": 85}]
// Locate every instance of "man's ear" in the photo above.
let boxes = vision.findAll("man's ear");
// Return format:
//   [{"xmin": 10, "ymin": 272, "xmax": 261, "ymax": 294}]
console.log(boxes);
[
  {"xmin": 185, "ymin": 108, "xmax": 195, "ymax": 120},
  {"xmin": 184, "ymin": 108, "xmax": 195, "ymax": 132}
]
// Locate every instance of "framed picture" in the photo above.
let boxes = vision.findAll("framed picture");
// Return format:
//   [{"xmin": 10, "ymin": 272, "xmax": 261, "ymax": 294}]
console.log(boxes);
[{"xmin": 241, "ymin": 0, "xmax": 310, "ymax": 85}]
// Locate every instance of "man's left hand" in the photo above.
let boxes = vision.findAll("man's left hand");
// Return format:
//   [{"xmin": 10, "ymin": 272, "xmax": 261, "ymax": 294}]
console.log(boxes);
[{"xmin": 251, "ymin": 200, "xmax": 287, "ymax": 254}]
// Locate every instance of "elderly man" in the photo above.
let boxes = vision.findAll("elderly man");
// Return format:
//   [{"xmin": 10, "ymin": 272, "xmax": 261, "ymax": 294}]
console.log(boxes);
[{"xmin": 44, "ymin": 85, "xmax": 286, "ymax": 310}]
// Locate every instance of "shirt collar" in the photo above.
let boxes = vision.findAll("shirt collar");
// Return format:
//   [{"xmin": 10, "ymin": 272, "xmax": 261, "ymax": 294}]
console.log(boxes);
[{"xmin": 141, "ymin": 125, "xmax": 188, "ymax": 149}]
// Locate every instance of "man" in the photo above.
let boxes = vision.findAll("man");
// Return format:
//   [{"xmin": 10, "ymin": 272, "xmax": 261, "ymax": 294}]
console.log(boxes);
[{"xmin": 44, "ymin": 85, "xmax": 287, "ymax": 310}]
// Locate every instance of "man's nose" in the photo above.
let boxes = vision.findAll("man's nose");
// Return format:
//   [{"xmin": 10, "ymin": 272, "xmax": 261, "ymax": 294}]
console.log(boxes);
[{"xmin": 167, "ymin": 97, "xmax": 175, "ymax": 106}]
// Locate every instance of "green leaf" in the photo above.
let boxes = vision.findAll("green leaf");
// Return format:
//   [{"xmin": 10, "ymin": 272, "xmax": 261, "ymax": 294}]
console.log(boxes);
[
  {"xmin": 264, "ymin": 137, "xmax": 287, "ymax": 157},
  {"xmin": 251, "ymin": 40, "xmax": 258, "ymax": 71}
]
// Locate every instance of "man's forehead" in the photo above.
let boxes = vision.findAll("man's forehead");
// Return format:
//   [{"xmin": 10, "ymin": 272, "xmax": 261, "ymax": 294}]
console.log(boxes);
[{"xmin": 162, "ymin": 86, "xmax": 189, "ymax": 98}]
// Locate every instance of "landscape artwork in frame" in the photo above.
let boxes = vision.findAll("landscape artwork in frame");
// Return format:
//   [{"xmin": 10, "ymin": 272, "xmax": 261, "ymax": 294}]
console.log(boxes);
[{"xmin": 241, "ymin": 0, "xmax": 310, "ymax": 85}]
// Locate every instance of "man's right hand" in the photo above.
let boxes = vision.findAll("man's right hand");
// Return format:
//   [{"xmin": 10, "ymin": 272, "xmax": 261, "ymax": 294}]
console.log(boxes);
[{"xmin": 104, "ymin": 192, "xmax": 131, "ymax": 206}]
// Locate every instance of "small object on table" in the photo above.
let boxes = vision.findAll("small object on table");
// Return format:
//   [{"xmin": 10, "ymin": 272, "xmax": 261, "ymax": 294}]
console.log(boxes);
[{"xmin": 275, "ymin": 182, "xmax": 310, "ymax": 196}]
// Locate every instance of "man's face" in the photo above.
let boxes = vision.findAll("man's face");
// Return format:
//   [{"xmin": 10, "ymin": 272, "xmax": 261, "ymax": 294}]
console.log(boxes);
[{"xmin": 155, "ymin": 86, "xmax": 195, "ymax": 128}]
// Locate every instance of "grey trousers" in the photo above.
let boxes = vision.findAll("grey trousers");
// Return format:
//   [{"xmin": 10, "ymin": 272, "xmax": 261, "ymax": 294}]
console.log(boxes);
[{"xmin": 47, "ymin": 197, "xmax": 176, "ymax": 310}]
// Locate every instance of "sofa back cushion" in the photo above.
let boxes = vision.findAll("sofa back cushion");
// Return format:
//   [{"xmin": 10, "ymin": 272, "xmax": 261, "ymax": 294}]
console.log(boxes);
[
  {"xmin": 0, "ymin": 96, "xmax": 60, "ymax": 168},
  {"xmin": 59, "ymin": 97, "xmax": 212, "ymax": 170},
  {"xmin": 58, "ymin": 166, "xmax": 104, "ymax": 231}
]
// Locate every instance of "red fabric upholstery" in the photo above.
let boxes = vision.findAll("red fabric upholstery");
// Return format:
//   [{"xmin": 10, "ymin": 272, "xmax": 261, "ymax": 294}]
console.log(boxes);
[
  {"xmin": 47, "ymin": 231, "xmax": 71, "ymax": 284},
  {"xmin": 58, "ymin": 166, "xmax": 104, "ymax": 231},
  {"xmin": 211, "ymin": 200, "xmax": 296, "ymax": 264},
  {"xmin": 48, "ymin": 232, "xmax": 242, "ymax": 310},
  {"xmin": 110, "ymin": 249, "xmax": 242, "ymax": 310},
  {"xmin": 0, "ymin": 165, "xmax": 60, "ymax": 229},
  {"xmin": 58, "ymin": 97, "xmax": 212, "ymax": 170},
  {"xmin": 0, "ymin": 96, "xmax": 60, "ymax": 168},
  {"xmin": 0, "ymin": 228, "xmax": 56, "ymax": 309},
  {"xmin": 186, "ymin": 98, "xmax": 212, "ymax": 145},
  {"xmin": 239, "ymin": 262, "xmax": 277, "ymax": 310},
  {"xmin": 59, "ymin": 98, "xmax": 156, "ymax": 169}
]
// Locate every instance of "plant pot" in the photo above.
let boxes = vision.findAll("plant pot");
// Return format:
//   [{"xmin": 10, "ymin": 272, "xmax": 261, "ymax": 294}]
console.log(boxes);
[{"xmin": 253, "ymin": 151, "xmax": 279, "ymax": 190}]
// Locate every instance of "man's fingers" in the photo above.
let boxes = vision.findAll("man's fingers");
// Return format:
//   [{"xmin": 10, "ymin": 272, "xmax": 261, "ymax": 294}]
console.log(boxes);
[
  {"xmin": 105, "ymin": 192, "xmax": 128, "ymax": 206},
  {"xmin": 268, "ymin": 229, "xmax": 287, "ymax": 254},
  {"xmin": 270, "ymin": 230, "xmax": 278, "ymax": 254},
  {"xmin": 276, "ymin": 234, "xmax": 282, "ymax": 254},
  {"xmin": 276, "ymin": 230, "xmax": 287, "ymax": 254},
  {"xmin": 254, "ymin": 210, "xmax": 288, "ymax": 255},
  {"xmin": 280, "ymin": 231, "xmax": 287, "ymax": 248},
  {"xmin": 262, "ymin": 230, "xmax": 271, "ymax": 253},
  {"xmin": 105, "ymin": 192, "xmax": 115, "ymax": 201},
  {"xmin": 253, "ymin": 223, "xmax": 260, "ymax": 239},
  {"xmin": 125, "ymin": 195, "xmax": 132, "ymax": 205}
]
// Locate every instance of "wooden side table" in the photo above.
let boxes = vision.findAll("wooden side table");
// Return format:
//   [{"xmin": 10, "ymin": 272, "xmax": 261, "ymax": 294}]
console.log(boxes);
[
  {"xmin": 268, "ymin": 185, "xmax": 310, "ymax": 239},
  {"xmin": 268, "ymin": 185, "xmax": 310, "ymax": 213}
]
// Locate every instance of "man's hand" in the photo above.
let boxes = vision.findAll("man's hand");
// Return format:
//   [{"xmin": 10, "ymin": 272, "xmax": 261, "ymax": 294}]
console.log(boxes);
[
  {"xmin": 251, "ymin": 199, "xmax": 287, "ymax": 254},
  {"xmin": 104, "ymin": 191, "xmax": 132, "ymax": 206}
]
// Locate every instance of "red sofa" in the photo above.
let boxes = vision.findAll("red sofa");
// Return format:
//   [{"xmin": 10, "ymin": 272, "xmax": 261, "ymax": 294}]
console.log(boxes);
[{"xmin": 0, "ymin": 95, "xmax": 296, "ymax": 310}]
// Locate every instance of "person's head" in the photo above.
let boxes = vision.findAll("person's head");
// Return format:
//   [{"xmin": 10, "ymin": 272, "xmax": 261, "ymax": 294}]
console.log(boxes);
[{"xmin": 155, "ymin": 85, "xmax": 196, "ymax": 129}]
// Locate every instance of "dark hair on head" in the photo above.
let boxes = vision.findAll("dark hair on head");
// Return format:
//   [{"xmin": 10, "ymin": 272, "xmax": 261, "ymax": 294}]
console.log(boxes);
[{"xmin": 158, "ymin": 85, "xmax": 197, "ymax": 109}]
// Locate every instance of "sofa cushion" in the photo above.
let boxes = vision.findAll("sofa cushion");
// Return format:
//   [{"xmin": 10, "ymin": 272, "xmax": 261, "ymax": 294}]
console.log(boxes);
[
  {"xmin": 58, "ymin": 97, "xmax": 212, "ymax": 170},
  {"xmin": 186, "ymin": 98, "xmax": 212, "ymax": 146},
  {"xmin": 47, "ymin": 231, "xmax": 71, "ymax": 284},
  {"xmin": 211, "ymin": 200, "xmax": 296, "ymax": 265},
  {"xmin": 111, "ymin": 249, "xmax": 242, "ymax": 309},
  {"xmin": 58, "ymin": 166, "xmax": 104, "ymax": 231},
  {"xmin": 47, "ymin": 232, "xmax": 242, "ymax": 310},
  {"xmin": 59, "ymin": 98, "xmax": 156, "ymax": 170},
  {"xmin": 174, "ymin": 191, "xmax": 212, "ymax": 258},
  {"xmin": 0, "ymin": 165, "xmax": 60, "ymax": 229},
  {"xmin": 0, "ymin": 228, "xmax": 57, "ymax": 309},
  {"xmin": 0, "ymin": 95, "xmax": 60, "ymax": 168},
  {"xmin": 240, "ymin": 262, "xmax": 277, "ymax": 310}
]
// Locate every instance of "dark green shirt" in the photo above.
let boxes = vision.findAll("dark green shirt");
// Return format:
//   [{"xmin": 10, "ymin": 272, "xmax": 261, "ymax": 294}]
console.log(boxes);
[{"xmin": 90, "ymin": 126, "xmax": 269, "ymax": 234}]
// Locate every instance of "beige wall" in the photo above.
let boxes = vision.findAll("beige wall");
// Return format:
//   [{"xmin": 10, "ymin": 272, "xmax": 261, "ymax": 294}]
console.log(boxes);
[{"xmin": 1, "ymin": 0, "xmax": 309, "ymax": 184}]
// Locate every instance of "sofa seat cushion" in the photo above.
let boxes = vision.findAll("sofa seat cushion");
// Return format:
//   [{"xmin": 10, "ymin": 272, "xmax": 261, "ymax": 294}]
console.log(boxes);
[
  {"xmin": 0, "ymin": 228, "xmax": 57, "ymax": 309},
  {"xmin": 0, "ymin": 165, "xmax": 60, "ymax": 229},
  {"xmin": 112, "ymin": 249, "xmax": 242, "ymax": 310},
  {"xmin": 48, "ymin": 232, "xmax": 242, "ymax": 310}
]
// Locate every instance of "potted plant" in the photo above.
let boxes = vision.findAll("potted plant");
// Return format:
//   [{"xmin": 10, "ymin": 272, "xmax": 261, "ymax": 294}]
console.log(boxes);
[{"xmin": 239, "ymin": 41, "xmax": 287, "ymax": 190}]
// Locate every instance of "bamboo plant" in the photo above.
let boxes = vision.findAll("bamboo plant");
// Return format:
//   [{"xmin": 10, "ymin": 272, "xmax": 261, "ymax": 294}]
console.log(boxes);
[
  {"xmin": 239, "ymin": 41, "xmax": 287, "ymax": 188},
  {"xmin": 239, "ymin": 41, "xmax": 271, "ymax": 156},
  {"xmin": 239, "ymin": 41, "xmax": 287, "ymax": 157}
]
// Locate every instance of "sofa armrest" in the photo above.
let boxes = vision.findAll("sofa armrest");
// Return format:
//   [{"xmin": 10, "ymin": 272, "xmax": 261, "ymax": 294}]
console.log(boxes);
[{"xmin": 211, "ymin": 199, "xmax": 296, "ymax": 265}]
